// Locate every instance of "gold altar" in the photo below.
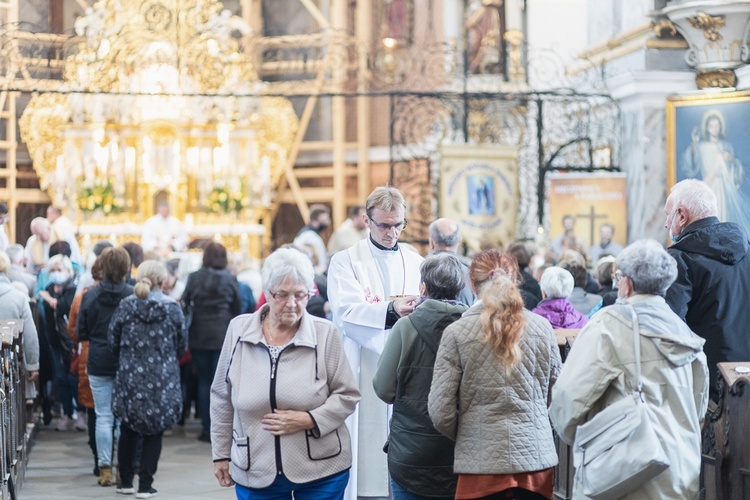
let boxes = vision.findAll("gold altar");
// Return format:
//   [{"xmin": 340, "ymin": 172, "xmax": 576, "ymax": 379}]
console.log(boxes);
[{"xmin": 18, "ymin": 0, "xmax": 298, "ymax": 256}]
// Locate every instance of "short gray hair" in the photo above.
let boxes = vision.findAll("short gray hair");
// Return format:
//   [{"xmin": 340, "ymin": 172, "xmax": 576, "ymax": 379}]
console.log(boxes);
[
  {"xmin": 669, "ymin": 179, "xmax": 718, "ymax": 219},
  {"xmin": 420, "ymin": 253, "xmax": 465, "ymax": 300},
  {"xmin": 262, "ymin": 247, "xmax": 315, "ymax": 294},
  {"xmin": 616, "ymin": 239, "xmax": 677, "ymax": 296},
  {"xmin": 429, "ymin": 220, "xmax": 460, "ymax": 248},
  {"xmin": 5, "ymin": 244, "xmax": 24, "ymax": 265},
  {"xmin": 366, "ymin": 186, "xmax": 406, "ymax": 216},
  {"xmin": 539, "ymin": 266, "xmax": 574, "ymax": 299}
]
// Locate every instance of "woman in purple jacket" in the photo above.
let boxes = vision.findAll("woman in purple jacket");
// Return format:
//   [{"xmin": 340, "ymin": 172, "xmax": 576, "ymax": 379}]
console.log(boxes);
[{"xmin": 532, "ymin": 267, "xmax": 588, "ymax": 329}]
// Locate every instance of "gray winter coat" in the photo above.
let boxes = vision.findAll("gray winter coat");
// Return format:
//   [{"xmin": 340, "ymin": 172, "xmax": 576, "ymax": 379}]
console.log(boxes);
[
  {"xmin": 549, "ymin": 295, "xmax": 709, "ymax": 499},
  {"xmin": 428, "ymin": 304, "xmax": 561, "ymax": 474},
  {"xmin": 0, "ymin": 275, "xmax": 39, "ymax": 371}
]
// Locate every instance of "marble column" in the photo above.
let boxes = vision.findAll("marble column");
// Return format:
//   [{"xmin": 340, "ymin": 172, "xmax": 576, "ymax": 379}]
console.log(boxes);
[{"xmin": 608, "ymin": 71, "xmax": 694, "ymax": 243}]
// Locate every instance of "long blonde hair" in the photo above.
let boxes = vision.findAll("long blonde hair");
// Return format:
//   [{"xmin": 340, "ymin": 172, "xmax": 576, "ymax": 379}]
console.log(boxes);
[{"xmin": 469, "ymin": 250, "xmax": 526, "ymax": 370}]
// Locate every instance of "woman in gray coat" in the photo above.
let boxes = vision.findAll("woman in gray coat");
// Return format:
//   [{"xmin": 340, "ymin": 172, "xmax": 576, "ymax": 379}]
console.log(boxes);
[
  {"xmin": 549, "ymin": 240, "xmax": 709, "ymax": 499},
  {"xmin": 428, "ymin": 250, "xmax": 561, "ymax": 500},
  {"xmin": 109, "ymin": 260, "xmax": 187, "ymax": 498},
  {"xmin": 373, "ymin": 253, "xmax": 468, "ymax": 499}
]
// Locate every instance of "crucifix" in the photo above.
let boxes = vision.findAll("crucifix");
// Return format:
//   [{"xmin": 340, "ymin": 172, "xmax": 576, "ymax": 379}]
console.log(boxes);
[{"xmin": 576, "ymin": 205, "xmax": 608, "ymax": 247}]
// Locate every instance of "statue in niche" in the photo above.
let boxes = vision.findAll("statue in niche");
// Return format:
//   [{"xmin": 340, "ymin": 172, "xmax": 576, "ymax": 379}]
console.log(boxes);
[
  {"xmin": 465, "ymin": 0, "xmax": 505, "ymax": 74},
  {"xmin": 383, "ymin": 0, "xmax": 412, "ymax": 42}
]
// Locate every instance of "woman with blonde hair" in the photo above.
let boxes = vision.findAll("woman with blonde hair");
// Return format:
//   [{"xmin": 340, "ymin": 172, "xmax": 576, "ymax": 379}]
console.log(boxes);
[
  {"xmin": 429, "ymin": 249, "xmax": 562, "ymax": 500},
  {"xmin": 109, "ymin": 260, "xmax": 187, "ymax": 498}
]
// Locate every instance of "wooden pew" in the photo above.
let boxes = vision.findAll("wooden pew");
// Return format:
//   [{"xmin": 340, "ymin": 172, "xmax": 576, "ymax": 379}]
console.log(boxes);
[
  {"xmin": 702, "ymin": 362, "xmax": 750, "ymax": 500},
  {"xmin": 552, "ymin": 328, "xmax": 580, "ymax": 500}
]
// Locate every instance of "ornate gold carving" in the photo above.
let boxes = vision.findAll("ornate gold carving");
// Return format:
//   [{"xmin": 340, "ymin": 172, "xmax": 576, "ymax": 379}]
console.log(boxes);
[
  {"xmin": 653, "ymin": 19, "xmax": 678, "ymax": 39},
  {"xmin": 695, "ymin": 69, "xmax": 736, "ymax": 89},
  {"xmin": 687, "ymin": 12, "xmax": 726, "ymax": 42},
  {"xmin": 503, "ymin": 29, "xmax": 526, "ymax": 82}
]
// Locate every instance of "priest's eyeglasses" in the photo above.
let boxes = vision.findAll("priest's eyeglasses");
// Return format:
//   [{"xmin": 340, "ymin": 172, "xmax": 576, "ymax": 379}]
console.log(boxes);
[
  {"xmin": 269, "ymin": 290, "xmax": 313, "ymax": 302},
  {"xmin": 369, "ymin": 218, "xmax": 408, "ymax": 231}
]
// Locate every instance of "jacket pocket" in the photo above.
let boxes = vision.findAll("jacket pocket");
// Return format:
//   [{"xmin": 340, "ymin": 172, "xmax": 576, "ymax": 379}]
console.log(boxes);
[
  {"xmin": 305, "ymin": 429, "xmax": 342, "ymax": 461},
  {"xmin": 231, "ymin": 434, "xmax": 251, "ymax": 471}
]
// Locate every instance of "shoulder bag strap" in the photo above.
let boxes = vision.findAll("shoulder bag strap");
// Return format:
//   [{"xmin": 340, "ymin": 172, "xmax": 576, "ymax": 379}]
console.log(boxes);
[{"xmin": 627, "ymin": 305, "xmax": 643, "ymax": 398}]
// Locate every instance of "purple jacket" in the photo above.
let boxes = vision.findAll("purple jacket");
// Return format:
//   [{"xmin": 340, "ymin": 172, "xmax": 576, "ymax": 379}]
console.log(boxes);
[{"xmin": 532, "ymin": 298, "xmax": 588, "ymax": 329}]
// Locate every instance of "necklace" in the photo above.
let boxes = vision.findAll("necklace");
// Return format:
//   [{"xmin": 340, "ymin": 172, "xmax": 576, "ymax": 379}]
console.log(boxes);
[{"xmin": 261, "ymin": 313, "xmax": 275, "ymax": 344}]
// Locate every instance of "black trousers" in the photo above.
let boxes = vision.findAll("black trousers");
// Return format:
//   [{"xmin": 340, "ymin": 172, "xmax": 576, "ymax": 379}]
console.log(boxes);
[{"xmin": 118, "ymin": 424, "xmax": 163, "ymax": 489}]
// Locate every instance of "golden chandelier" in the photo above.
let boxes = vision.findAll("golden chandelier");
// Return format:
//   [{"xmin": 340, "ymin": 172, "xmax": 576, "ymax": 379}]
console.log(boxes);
[{"xmin": 20, "ymin": 0, "xmax": 298, "ymax": 222}]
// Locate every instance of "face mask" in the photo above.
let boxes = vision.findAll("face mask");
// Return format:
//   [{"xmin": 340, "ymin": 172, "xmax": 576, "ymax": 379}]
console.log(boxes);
[
  {"xmin": 49, "ymin": 271, "xmax": 68, "ymax": 285},
  {"xmin": 315, "ymin": 223, "xmax": 330, "ymax": 233},
  {"xmin": 669, "ymin": 231, "xmax": 678, "ymax": 244}
]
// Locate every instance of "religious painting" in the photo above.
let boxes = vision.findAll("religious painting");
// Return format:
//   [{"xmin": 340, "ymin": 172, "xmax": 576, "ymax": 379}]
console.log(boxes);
[
  {"xmin": 667, "ymin": 92, "xmax": 750, "ymax": 236},
  {"xmin": 467, "ymin": 175, "xmax": 496, "ymax": 215},
  {"xmin": 377, "ymin": 0, "xmax": 414, "ymax": 43},
  {"xmin": 440, "ymin": 144, "xmax": 518, "ymax": 251},
  {"xmin": 548, "ymin": 173, "xmax": 627, "ymax": 255}
]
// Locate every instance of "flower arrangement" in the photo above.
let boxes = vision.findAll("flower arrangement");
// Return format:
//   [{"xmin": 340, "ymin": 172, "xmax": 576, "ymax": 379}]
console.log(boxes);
[
  {"xmin": 77, "ymin": 179, "xmax": 124, "ymax": 215},
  {"xmin": 205, "ymin": 184, "xmax": 251, "ymax": 214}
]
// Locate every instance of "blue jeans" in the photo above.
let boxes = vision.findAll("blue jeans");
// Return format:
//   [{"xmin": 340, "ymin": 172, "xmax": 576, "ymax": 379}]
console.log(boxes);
[
  {"xmin": 235, "ymin": 470, "xmax": 349, "ymax": 500},
  {"xmin": 191, "ymin": 349, "xmax": 221, "ymax": 434},
  {"xmin": 391, "ymin": 478, "xmax": 449, "ymax": 500},
  {"xmin": 49, "ymin": 344, "xmax": 78, "ymax": 418},
  {"xmin": 88, "ymin": 374, "xmax": 119, "ymax": 466}
]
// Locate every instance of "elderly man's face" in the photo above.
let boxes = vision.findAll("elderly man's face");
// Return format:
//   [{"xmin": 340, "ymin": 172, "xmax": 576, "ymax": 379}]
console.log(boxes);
[
  {"xmin": 664, "ymin": 198, "xmax": 683, "ymax": 240},
  {"xmin": 158, "ymin": 204, "xmax": 170, "ymax": 218},
  {"xmin": 46, "ymin": 206, "xmax": 59, "ymax": 222},
  {"xmin": 34, "ymin": 225, "xmax": 51, "ymax": 242},
  {"xmin": 600, "ymin": 226, "xmax": 613, "ymax": 244},
  {"xmin": 366, "ymin": 207, "xmax": 406, "ymax": 248}
]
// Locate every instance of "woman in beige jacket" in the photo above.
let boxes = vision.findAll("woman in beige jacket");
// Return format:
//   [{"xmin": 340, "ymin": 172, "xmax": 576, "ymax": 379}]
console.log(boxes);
[
  {"xmin": 210, "ymin": 248, "xmax": 360, "ymax": 499},
  {"xmin": 549, "ymin": 240, "xmax": 708, "ymax": 499},
  {"xmin": 429, "ymin": 250, "xmax": 562, "ymax": 500}
]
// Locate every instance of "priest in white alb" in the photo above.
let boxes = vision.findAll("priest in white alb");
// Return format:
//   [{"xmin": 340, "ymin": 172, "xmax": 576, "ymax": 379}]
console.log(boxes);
[
  {"xmin": 141, "ymin": 202, "xmax": 188, "ymax": 253},
  {"xmin": 328, "ymin": 186, "xmax": 423, "ymax": 499}
]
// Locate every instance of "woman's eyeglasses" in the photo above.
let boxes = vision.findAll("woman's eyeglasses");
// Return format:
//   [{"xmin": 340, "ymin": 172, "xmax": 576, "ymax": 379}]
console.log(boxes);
[{"xmin": 269, "ymin": 290, "xmax": 313, "ymax": 302}]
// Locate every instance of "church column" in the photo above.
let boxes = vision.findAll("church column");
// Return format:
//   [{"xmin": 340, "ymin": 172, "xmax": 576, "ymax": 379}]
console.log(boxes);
[{"xmin": 608, "ymin": 71, "xmax": 694, "ymax": 242}]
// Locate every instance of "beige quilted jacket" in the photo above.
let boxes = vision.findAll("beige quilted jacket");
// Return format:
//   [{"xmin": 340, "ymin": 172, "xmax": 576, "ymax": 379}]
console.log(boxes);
[
  {"xmin": 210, "ymin": 306, "xmax": 360, "ymax": 488},
  {"xmin": 428, "ymin": 304, "xmax": 562, "ymax": 474}
]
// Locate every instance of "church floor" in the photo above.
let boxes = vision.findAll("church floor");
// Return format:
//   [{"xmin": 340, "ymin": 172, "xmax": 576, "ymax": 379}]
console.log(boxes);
[{"xmin": 21, "ymin": 417, "xmax": 234, "ymax": 499}]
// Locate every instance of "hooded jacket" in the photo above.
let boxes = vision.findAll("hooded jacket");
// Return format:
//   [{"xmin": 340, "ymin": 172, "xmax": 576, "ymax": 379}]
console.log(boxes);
[
  {"xmin": 550, "ymin": 295, "xmax": 709, "ymax": 499},
  {"xmin": 77, "ymin": 279, "xmax": 133, "ymax": 377},
  {"xmin": 665, "ymin": 217, "xmax": 750, "ymax": 397},
  {"xmin": 373, "ymin": 299, "xmax": 467, "ymax": 498},
  {"xmin": 109, "ymin": 291, "xmax": 187, "ymax": 435},
  {"xmin": 532, "ymin": 298, "xmax": 588, "ymax": 329},
  {"xmin": 181, "ymin": 267, "xmax": 242, "ymax": 351},
  {"xmin": 0, "ymin": 275, "xmax": 39, "ymax": 371}
]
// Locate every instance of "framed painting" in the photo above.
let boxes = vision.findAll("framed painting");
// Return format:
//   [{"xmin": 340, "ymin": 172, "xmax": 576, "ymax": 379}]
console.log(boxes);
[{"xmin": 667, "ymin": 91, "xmax": 750, "ymax": 236}]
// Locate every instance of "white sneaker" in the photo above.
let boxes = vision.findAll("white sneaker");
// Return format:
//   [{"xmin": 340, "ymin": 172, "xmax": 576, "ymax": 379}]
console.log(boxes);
[
  {"xmin": 74, "ymin": 412, "xmax": 87, "ymax": 431},
  {"xmin": 55, "ymin": 416, "xmax": 75, "ymax": 432},
  {"xmin": 116, "ymin": 485, "xmax": 135, "ymax": 495},
  {"xmin": 135, "ymin": 487, "xmax": 158, "ymax": 498}
]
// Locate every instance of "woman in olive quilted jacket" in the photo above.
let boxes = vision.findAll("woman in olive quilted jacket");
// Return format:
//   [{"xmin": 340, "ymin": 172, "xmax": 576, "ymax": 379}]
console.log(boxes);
[{"xmin": 428, "ymin": 250, "xmax": 562, "ymax": 500}]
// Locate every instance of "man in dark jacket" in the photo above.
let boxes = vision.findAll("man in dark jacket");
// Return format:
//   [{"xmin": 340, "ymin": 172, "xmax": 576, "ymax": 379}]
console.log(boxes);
[{"xmin": 664, "ymin": 179, "xmax": 750, "ymax": 399}]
